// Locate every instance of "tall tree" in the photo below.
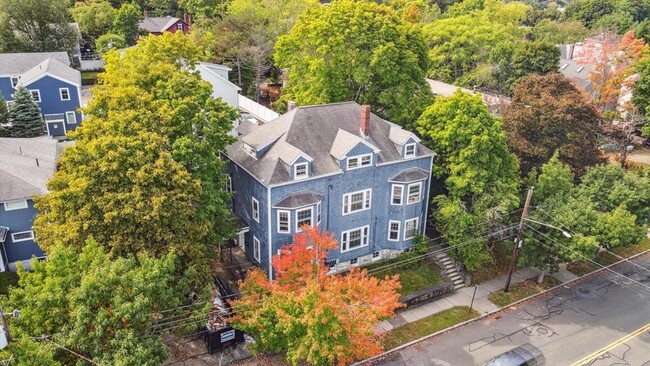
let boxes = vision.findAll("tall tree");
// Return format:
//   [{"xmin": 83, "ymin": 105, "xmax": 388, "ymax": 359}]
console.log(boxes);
[
  {"xmin": 8, "ymin": 87, "xmax": 45, "ymax": 137},
  {"xmin": 231, "ymin": 226, "xmax": 402, "ymax": 366},
  {"xmin": 0, "ymin": 0, "xmax": 78, "ymax": 53},
  {"xmin": 502, "ymin": 73, "xmax": 602, "ymax": 176},
  {"xmin": 564, "ymin": 0, "xmax": 617, "ymax": 28},
  {"xmin": 417, "ymin": 91, "xmax": 520, "ymax": 271},
  {"xmin": 71, "ymin": 0, "xmax": 116, "ymax": 43},
  {"xmin": 274, "ymin": 0, "xmax": 433, "ymax": 125},
  {"xmin": 531, "ymin": 19, "xmax": 590, "ymax": 44},
  {"xmin": 113, "ymin": 2, "xmax": 143, "ymax": 45},
  {"xmin": 1, "ymin": 241, "xmax": 183, "ymax": 365},
  {"xmin": 0, "ymin": 94, "xmax": 9, "ymax": 137}
]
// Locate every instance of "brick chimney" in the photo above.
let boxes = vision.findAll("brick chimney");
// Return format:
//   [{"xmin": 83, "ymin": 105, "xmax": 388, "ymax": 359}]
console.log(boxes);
[
  {"xmin": 287, "ymin": 101, "xmax": 296, "ymax": 111},
  {"xmin": 360, "ymin": 105, "xmax": 370, "ymax": 137}
]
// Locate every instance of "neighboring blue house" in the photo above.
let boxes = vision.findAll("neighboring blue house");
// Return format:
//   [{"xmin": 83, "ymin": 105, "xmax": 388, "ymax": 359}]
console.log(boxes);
[
  {"xmin": 0, "ymin": 137, "xmax": 58, "ymax": 271},
  {"xmin": 226, "ymin": 102, "xmax": 435, "ymax": 278},
  {"xmin": 0, "ymin": 52, "xmax": 82, "ymax": 137}
]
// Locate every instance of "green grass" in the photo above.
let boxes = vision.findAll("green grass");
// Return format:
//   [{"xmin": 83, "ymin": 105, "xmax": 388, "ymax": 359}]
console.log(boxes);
[
  {"xmin": 81, "ymin": 71, "xmax": 102, "ymax": 85},
  {"xmin": 488, "ymin": 276, "xmax": 561, "ymax": 307},
  {"xmin": 382, "ymin": 306, "xmax": 480, "ymax": 350},
  {"xmin": 567, "ymin": 238, "xmax": 650, "ymax": 276},
  {"xmin": 366, "ymin": 258, "xmax": 443, "ymax": 296},
  {"xmin": 0, "ymin": 272, "xmax": 18, "ymax": 295}
]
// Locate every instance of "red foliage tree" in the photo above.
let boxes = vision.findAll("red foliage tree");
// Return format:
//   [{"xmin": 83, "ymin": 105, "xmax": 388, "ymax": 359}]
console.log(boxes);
[{"xmin": 230, "ymin": 225, "xmax": 403, "ymax": 366}]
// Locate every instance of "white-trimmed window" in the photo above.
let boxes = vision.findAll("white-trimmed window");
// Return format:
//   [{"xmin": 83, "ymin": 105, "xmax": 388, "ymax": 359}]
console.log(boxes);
[
  {"xmin": 253, "ymin": 236, "xmax": 260, "ymax": 261},
  {"xmin": 4, "ymin": 199, "xmax": 28, "ymax": 211},
  {"xmin": 176, "ymin": 23, "xmax": 184, "ymax": 31},
  {"xmin": 347, "ymin": 153, "xmax": 372, "ymax": 170},
  {"xmin": 407, "ymin": 182, "xmax": 422, "ymax": 204},
  {"xmin": 277, "ymin": 210, "xmax": 290, "ymax": 233},
  {"xmin": 11, "ymin": 230, "xmax": 34, "ymax": 243},
  {"xmin": 404, "ymin": 143, "xmax": 416, "ymax": 158},
  {"xmin": 391, "ymin": 185, "xmax": 403, "ymax": 205},
  {"xmin": 342, "ymin": 189, "xmax": 371, "ymax": 215},
  {"xmin": 388, "ymin": 220, "xmax": 401, "ymax": 241},
  {"xmin": 243, "ymin": 143, "xmax": 256, "ymax": 158},
  {"xmin": 66, "ymin": 111, "xmax": 76, "ymax": 124},
  {"xmin": 30, "ymin": 90, "xmax": 41, "ymax": 102},
  {"xmin": 296, "ymin": 207, "xmax": 312, "ymax": 231},
  {"xmin": 341, "ymin": 226, "xmax": 369, "ymax": 252},
  {"xmin": 350, "ymin": 258, "xmax": 358, "ymax": 265},
  {"xmin": 294, "ymin": 162, "xmax": 308, "ymax": 179},
  {"xmin": 10, "ymin": 77, "xmax": 19, "ymax": 88},
  {"xmin": 252, "ymin": 197, "xmax": 259, "ymax": 222},
  {"xmin": 404, "ymin": 218, "xmax": 419, "ymax": 240},
  {"xmin": 316, "ymin": 202, "xmax": 321, "ymax": 225},
  {"xmin": 60, "ymin": 88, "xmax": 70, "ymax": 101},
  {"xmin": 372, "ymin": 251, "xmax": 381, "ymax": 261},
  {"xmin": 225, "ymin": 175, "xmax": 233, "ymax": 193}
]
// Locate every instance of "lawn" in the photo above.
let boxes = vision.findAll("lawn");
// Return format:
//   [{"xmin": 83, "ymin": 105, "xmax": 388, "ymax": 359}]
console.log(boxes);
[
  {"xmin": 0, "ymin": 272, "xmax": 18, "ymax": 295},
  {"xmin": 488, "ymin": 276, "xmax": 560, "ymax": 307},
  {"xmin": 81, "ymin": 71, "xmax": 101, "ymax": 85},
  {"xmin": 381, "ymin": 306, "xmax": 480, "ymax": 350},
  {"xmin": 366, "ymin": 258, "xmax": 443, "ymax": 296},
  {"xmin": 567, "ymin": 238, "xmax": 650, "ymax": 276}
]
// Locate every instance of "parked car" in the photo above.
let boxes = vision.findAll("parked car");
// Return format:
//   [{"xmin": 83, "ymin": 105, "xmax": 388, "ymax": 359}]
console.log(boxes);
[{"xmin": 483, "ymin": 343, "xmax": 546, "ymax": 366}]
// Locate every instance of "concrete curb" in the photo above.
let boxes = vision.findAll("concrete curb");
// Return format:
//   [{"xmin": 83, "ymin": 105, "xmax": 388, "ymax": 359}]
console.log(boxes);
[{"xmin": 355, "ymin": 248, "xmax": 650, "ymax": 365}]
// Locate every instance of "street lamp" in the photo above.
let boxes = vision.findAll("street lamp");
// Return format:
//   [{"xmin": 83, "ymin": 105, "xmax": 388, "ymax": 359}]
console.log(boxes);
[{"xmin": 525, "ymin": 218, "xmax": 572, "ymax": 238}]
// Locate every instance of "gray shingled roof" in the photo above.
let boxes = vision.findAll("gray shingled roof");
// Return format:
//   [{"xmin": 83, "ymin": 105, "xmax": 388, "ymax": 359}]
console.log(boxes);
[
  {"xmin": 19, "ymin": 57, "xmax": 81, "ymax": 86},
  {"xmin": 0, "ymin": 52, "xmax": 69, "ymax": 75},
  {"xmin": 274, "ymin": 190, "xmax": 325, "ymax": 208},
  {"xmin": 227, "ymin": 102, "xmax": 434, "ymax": 186},
  {"xmin": 0, "ymin": 137, "xmax": 58, "ymax": 202},
  {"xmin": 139, "ymin": 17, "xmax": 183, "ymax": 33},
  {"xmin": 389, "ymin": 168, "xmax": 429, "ymax": 183}
]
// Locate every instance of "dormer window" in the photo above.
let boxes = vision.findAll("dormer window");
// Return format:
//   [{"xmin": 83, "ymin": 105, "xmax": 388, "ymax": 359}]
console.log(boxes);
[
  {"xmin": 404, "ymin": 143, "xmax": 416, "ymax": 158},
  {"xmin": 294, "ymin": 162, "xmax": 308, "ymax": 179},
  {"xmin": 347, "ymin": 153, "xmax": 372, "ymax": 169},
  {"xmin": 10, "ymin": 77, "xmax": 19, "ymax": 88},
  {"xmin": 243, "ymin": 143, "xmax": 256, "ymax": 158}
]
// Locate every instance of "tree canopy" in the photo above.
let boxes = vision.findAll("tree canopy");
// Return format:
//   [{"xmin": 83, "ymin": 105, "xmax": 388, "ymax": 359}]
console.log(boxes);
[
  {"xmin": 71, "ymin": 0, "xmax": 116, "ymax": 43},
  {"xmin": 274, "ymin": 0, "xmax": 433, "ymax": 125},
  {"xmin": 231, "ymin": 226, "xmax": 403, "ymax": 366}
]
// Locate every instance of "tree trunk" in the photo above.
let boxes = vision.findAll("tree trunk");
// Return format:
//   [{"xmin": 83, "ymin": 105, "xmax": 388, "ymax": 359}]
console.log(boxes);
[{"xmin": 537, "ymin": 268, "xmax": 547, "ymax": 284}]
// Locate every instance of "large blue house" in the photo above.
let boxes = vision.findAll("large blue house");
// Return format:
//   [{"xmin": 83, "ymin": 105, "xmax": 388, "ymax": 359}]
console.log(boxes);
[
  {"xmin": 0, "ymin": 52, "xmax": 82, "ymax": 137},
  {"xmin": 226, "ymin": 102, "xmax": 435, "ymax": 278},
  {"xmin": 0, "ymin": 137, "xmax": 58, "ymax": 271}
]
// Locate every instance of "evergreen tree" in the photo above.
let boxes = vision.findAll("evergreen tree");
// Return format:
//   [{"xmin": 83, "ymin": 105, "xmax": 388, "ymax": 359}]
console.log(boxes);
[
  {"xmin": 8, "ymin": 87, "xmax": 44, "ymax": 137},
  {"xmin": 0, "ymin": 94, "xmax": 9, "ymax": 137}
]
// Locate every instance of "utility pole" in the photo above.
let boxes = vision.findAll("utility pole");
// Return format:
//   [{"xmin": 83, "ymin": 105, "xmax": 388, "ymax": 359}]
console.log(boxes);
[{"xmin": 504, "ymin": 186, "xmax": 534, "ymax": 293}]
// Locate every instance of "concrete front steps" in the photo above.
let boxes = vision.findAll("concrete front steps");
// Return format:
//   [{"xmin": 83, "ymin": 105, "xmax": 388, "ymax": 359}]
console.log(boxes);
[{"xmin": 433, "ymin": 251, "xmax": 465, "ymax": 290}]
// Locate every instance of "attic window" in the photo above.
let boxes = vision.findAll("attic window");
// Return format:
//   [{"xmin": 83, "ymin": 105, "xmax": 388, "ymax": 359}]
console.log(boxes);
[
  {"xmin": 404, "ymin": 143, "xmax": 416, "ymax": 158},
  {"xmin": 243, "ymin": 143, "xmax": 256, "ymax": 158},
  {"xmin": 294, "ymin": 162, "xmax": 308, "ymax": 179},
  {"xmin": 577, "ymin": 66, "xmax": 585, "ymax": 73},
  {"xmin": 176, "ymin": 23, "xmax": 184, "ymax": 31},
  {"xmin": 347, "ymin": 154, "xmax": 372, "ymax": 170},
  {"xmin": 10, "ymin": 77, "xmax": 19, "ymax": 88},
  {"xmin": 560, "ymin": 64, "xmax": 569, "ymax": 70}
]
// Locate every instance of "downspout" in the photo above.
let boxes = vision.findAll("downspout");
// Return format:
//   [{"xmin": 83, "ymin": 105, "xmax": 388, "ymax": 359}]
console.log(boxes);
[
  {"xmin": 267, "ymin": 184, "xmax": 273, "ymax": 280},
  {"xmin": 423, "ymin": 154, "xmax": 434, "ymax": 235}
]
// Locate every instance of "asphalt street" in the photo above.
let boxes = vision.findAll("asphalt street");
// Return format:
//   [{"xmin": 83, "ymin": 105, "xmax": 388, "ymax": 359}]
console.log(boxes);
[{"xmin": 369, "ymin": 255, "xmax": 650, "ymax": 366}]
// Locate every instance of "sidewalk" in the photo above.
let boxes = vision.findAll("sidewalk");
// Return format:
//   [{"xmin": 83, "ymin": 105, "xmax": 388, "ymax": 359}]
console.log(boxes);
[{"xmin": 375, "ymin": 266, "xmax": 578, "ymax": 333}]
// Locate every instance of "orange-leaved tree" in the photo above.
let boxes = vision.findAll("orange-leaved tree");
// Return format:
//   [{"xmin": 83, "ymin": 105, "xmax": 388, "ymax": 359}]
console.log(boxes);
[{"xmin": 230, "ymin": 225, "xmax": 403, "ymax": 366}]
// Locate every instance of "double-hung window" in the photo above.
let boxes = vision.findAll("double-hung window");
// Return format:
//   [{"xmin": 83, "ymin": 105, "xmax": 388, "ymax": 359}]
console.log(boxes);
[
  {"xmin": 243, "ymin": 143, "xmax": 256, "ymax": 158},
  {"xmin": 342, "ymin": 189, "xmax": 371, "ymax": 215},
  {"xmin": 391, "ymin": 185, "xmax": 403, "ymax": 205},
  {"xmin": 60, "ymin": 88, "xmax": 70, "ymax": 101},
  {"xmin": 347, "ymin": 154, "xmax": 372, "ymax": 170},
  {"xmin": 388, "ymin": 220, "xmax": 401, "ymax": 241},
  {"xmin": 294, "ymin": 163, "xmax": 308, "ymax": 179},
  {"xmin": 341, "ymin": 226, "xmax": 369, "ymax": 252},
  {"xmin": 4, "ymin": 199, "xmax": 28, "ymax": 211},
  {"xmin": 404, "ymin": 143, "xmax": 416, "ymax": 158},
  {"xmin": 252, "ymin": 197, "xmax": 259, "ymax": 222},
  {"xmin": 407, "ymin": 182, "xmax": 422, "ymax": 204},
  {"xmin": 11, "ymin": 230, "xmax": 34, "ymax": 243},
  {"xmin": 253, "ymin": 236, "xmax": 260, "ymax": 261},
  {"xmin": 404, "ymin": 218, "xmax": 419, "ymax": 240},
  {"xmin": 66, "ymin": 111, "xmax": 76, "ymax": 124},
  {"xmin": 30, "ymin": 90, "xmax": 41, "ymax": 102},
  {"xmin": 296, "ymin": 207, "xmax": 312, "ymax": 231},
  {"xmin": 277, "ymin": 210, "xmax": 290, "ymax": 233}
]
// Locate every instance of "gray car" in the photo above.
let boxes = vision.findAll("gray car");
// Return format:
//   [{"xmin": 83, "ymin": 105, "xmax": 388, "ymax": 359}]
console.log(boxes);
[{"xmin": 483, "ymin": 343, "xmax": 546, "ymax": 366}]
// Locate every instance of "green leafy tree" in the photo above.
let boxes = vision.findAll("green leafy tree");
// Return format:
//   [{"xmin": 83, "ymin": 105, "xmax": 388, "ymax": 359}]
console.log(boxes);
[
  {"xmin": 275, "ymin": 0, "xmax": 433, "ymax": 126},
  {"xmin": 71, "ymin": 0, "xmax": 116, "ymax": 43},
  {"xmin": 8, "ymin": 87, "xmax": 45, "ymax": 137},
  {"xmin": 1, "ymin": 241, "xmax": 183, "ymax": 365},
  {"xmin": 565, "ymin": 0, "xmax": 617, "ymax": 28},
  {"xmin": 632, "ymin": 54, "xmax": 650, "ymax": 134},
  {"xmin": 502, "ymin": 73, "xmax": 602, "ymax": 176},
  {"xmin": 0, "ymin": 0, "xmax": 78, "ymax": 53},
  {"xmin": 509, "ymin": 41, "xmax": 560, "ymax": 85},
  {"xmin": 113, "ymin": 2, "xmax": 143, "ymax": 45},
  {"xmin": 417, "ymin": 91, "xmax": 520, "ymax": 270},
  {"xmin": 531, "ymin": 19, "xmax": 590, "ymax": 44},
  {"xmin": 179, "ymin": 0, "xmax": 229, "ymax": 19},
  {"xmin": 95, "ymin": 32, "xmax": 127, "ymax": 54}
]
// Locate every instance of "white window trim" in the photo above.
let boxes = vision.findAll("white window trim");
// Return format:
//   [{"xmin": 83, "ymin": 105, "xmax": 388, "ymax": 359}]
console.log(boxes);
[
  {"xmin": 404, "ymin": 143, "xmax": 416, "ymax": 158},
  {"xmin": 253, "ymin": 236, "xmax": 260, "ymax": 261},
  {"xmin": 243, "ymin": 143, "xmax": 257, "ymax": 158},
  {"xmin": 29, "ymin": 89, "xmax": 41, "ymax": 102},
  {"xmin": 341, "ymin": 225, "xmax": 370, "ymax": 253},
  {"xmin": 388, "ymin": 220, "xmax": 401, "ymax": 242},
  {"xmin": 252, "ymin": 197, "xmax": 259, "ymax": 222},
  {"xmin": 295, "ymin": 207, "xmax": 313, "ymax": 232},
  {"xmin": 226, "ymin": 175, "xmax": 233, "ymax": 193},
  {"xmin": 407, "ymin": 182, "xmax": 422, "ymax": 204},
  {"xmin": 11, "ymin": 230, "xmax": 34, "ymax": 243},
  {"xmin": 176, "ymin": 23, "xmax": 184, "ymax": 31},
  {"xmin": 277, "ymin": 210, "xmax": 290, "ymax": 233},
  {"xmin": 66, "ymin": 111, "xmax": 77, "ymax": 124},
  {"xmin": 342, "ymin": 188, "xmax": 372, "ymax": 216},
  {"xmin": 4, "ymin": 199, "xmax": 28, "ymax": 211},
  {"xmin": 10, "ymin": 77, "xmax": 19, "ymax": 88},
  {"xmin": 347, "ymin": 153, "xmax": 373, "ymax": 170},
  {"xmin": 372, "ymin": 251, "xmax": 381, "ymax": 261},
  {"xmin": 316, "ymin": 202, "xmax": 321, "ymax": 225},
  {"xmin": 59, "ymin": 88, "xmax": 70, "ymax": 101},
  {"xmin": 294, "ymin": 162, "xmax": 308, "ymax": 179},
  {"xmin": 391, "ymin": 184, "xmax": 403, "ymax": 206},
  {"xmin": 404, "ymin": 218, "xmax": 419, "ymax": 240}
]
